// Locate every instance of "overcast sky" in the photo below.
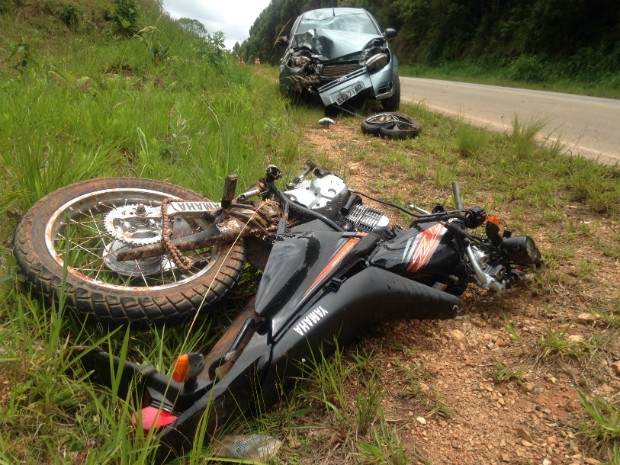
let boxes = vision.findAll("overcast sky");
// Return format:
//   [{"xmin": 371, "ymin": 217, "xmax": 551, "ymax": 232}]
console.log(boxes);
[{"xmin": 161, "ymin": 0, "xmax": 272, "ymax": 50}]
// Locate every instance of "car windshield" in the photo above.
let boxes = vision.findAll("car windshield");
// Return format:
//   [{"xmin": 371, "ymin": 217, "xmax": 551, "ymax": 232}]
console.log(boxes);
[{"xmin": 296, "ymin": 12, "xmax": 379, "ymax": 36}]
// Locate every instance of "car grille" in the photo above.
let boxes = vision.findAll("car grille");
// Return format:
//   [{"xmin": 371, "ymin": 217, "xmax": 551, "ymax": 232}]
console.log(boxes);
[{"xmin": 322, "ymin": 63, "xmax": 363, "ymax": 80}]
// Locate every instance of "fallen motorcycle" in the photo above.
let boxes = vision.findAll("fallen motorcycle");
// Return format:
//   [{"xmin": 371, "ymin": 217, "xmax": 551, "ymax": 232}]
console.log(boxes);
[{"xmin": 14, "ymin": 162, "xmax": 543, "ymax": 462}]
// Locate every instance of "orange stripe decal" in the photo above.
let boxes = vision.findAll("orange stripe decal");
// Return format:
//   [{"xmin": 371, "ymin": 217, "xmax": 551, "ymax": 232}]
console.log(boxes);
[
  {"xmin": 406, "ymin": 223, "xmax": 447, "ymax": 273},
  {"xmin": 303, "ymin": 237, "xmax": 361, "ymax": 297}
]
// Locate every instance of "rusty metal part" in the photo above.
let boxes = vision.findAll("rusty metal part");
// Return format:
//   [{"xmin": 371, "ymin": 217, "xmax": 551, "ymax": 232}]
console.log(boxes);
[
  {"xmin": 103, "ymin": 203, "xmax": 163, "ymax": 246},
  {"xmin": 161, "ymin": 198, "xmax": 193, "ymax": 272},
  {"xmin": 244, "ymin": 237, "xmax": 272, "ymax": 270},
  {"xmin": 116, "ymin": 199, "xmax": 282, "ymax": 262},
  {"xmin": 198, "ymin": 297, "xmax": 262, "ymax": 382}
]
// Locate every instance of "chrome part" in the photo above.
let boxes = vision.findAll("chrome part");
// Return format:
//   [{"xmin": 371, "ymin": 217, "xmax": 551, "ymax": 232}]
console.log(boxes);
[
  {"xmin": 344, "ymin": 204, "xmax": 390, "ymax": 233},
  {"xmin": 104, "ymin": 203, "xmax": 163, "ymax": 246},
  {"xmin": 103, "ymin": 241, "xmax": 172, "ymax": 277},
  {"xmin": 466, "ymin": 245, "xmax": 506, "ymax": 292},
  {"xmin": 284, "ymin": 174, "xmax": 348, "ymax": 210}
]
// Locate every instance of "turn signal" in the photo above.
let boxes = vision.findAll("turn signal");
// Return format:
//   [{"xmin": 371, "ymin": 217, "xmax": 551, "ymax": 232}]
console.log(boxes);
[
  {"xmin": 172, "ymin": 353, "xmax": 205, "ymax": 385},
  {"xmin": 486, "ymin": 215, "xmax": 500, "ymax": 226}
]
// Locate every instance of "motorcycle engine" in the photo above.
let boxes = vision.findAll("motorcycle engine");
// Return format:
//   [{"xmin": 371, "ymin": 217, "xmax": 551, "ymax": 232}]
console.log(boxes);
[
  {"xmin": 284, "ymin": 174, "xmax": 390, "ymax": 234},
  {"xmin": 283, "ymin": 174, "xmax": 347, "ymax": 210}
]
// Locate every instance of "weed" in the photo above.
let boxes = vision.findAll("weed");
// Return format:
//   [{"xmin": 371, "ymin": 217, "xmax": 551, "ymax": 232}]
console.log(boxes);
[
  {"xmin": 135, "ymin": 26, "xmax": 171, "ymax": 65},
  {"xmin": 511, "ymin": 117, "xmax": 546, "ymax": 159},
  {"xmin": 491, "ymin": 358, "xmax": 526, "ymax": 387},
  {"xmin": 456, "ymin": 122, "xmax": 488, "ymax": 157},
  {"xmin": 301, "ymin": 342, "xmax": 382, "ymax": 438},
  {"xmin": 505, "ymin": 55, "xmax": 549, "ymax": 83},
  {"xmin": 576, "ymin": 389, "xmax": 620, "ymax": 447},
  {"xmin": 113, "ymin": 0, "xmax": 139, "ymax": 36},
  {"xmin": 355, "ymin": 416, "xmax": 411, "ymax": 465},
  {"xmin": 503, "ymin": 315, "xmax": 522, "ymax": 343},
  {"xmin": 8, "ymin": 42, "xmax": 32, "ymax": 73},
  {"xmin": 536, "ymin": 326, "xmax": 603, "ymax": 361}
]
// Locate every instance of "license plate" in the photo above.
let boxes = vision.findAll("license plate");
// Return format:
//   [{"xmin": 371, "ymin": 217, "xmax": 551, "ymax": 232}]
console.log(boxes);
[{"xmin": 335, "ymin": 81, "xmax": 364, "ymax": 105}]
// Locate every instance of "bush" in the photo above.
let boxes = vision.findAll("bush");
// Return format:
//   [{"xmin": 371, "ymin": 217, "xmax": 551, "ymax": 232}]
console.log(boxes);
[
  {"xmin": 505, "ymin": 55, "xmax": 549, "ymax": 82},
  {"xmin": 58, "ymin": 2, "xmax": 81, "ymax": 30},
  {"xmin": 113, "ymin": 0, "xmax": 139, "ymax": 36}
]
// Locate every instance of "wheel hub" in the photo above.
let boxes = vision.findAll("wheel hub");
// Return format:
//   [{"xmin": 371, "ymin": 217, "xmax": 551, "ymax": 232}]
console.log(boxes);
[
  {"xmin": 104, "ymin": 203, "xmax": 163, "ymax": 246},
  {"xmin": 103, "ymin": 241, "xmax": 172, "ymax": 277}
]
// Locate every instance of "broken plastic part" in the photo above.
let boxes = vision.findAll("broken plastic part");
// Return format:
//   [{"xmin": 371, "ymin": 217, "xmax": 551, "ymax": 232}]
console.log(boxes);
[{"xmin": 214, "ymin": 435, "xmax": 283, "ymax": 461}]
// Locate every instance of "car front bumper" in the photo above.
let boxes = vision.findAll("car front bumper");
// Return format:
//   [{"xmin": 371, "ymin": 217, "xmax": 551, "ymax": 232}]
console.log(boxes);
[{"xmin": 317, "ymin": 64, "xmax": 396, "ymax": 106}]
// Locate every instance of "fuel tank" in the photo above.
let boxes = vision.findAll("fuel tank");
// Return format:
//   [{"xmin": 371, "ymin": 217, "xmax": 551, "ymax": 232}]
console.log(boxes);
[{"xmin": 370, "ymin": 222, "xmax": 468, "ymax": 294}]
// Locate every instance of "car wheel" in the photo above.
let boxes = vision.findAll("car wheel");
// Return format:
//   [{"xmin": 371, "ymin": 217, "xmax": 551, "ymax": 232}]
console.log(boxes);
[{"xmin": 381, "ymin": 78, "xmax": 400, "ymax": 111}]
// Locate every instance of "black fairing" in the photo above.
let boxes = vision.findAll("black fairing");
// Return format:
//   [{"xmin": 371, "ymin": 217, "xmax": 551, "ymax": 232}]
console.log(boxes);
[
  {"xmin": 370, "ymin": 222, "xmax": 468, "ymax": 288},
  {"xmin": 255, "ymin": 230, "xmax": 379, "ymax": 337},
  {"xmin": 257, "ymin": 266, "xmax": 460, "ymax": 408}
]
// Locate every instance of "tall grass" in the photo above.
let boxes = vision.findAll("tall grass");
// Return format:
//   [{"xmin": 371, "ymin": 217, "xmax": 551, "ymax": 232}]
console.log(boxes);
[{"xmin": 0, "ymin": 1, "xmax": 302, "ymax": 462}]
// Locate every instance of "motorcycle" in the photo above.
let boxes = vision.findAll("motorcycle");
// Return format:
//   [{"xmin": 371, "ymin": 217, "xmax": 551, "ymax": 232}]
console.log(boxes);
[{"xmin": 14, "ymin": 161, "xmax": 543, "ymax": 462}]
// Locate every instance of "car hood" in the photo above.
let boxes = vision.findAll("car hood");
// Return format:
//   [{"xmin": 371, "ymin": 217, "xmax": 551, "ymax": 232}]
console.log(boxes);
[{"xmin": 292, "ymin": 29, "xmax": 384, "ymax": 61}]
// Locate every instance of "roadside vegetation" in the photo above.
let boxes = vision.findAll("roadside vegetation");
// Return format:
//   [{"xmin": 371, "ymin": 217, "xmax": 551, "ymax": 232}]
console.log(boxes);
[
  {"xmin": 240, "ymin": 0, "xmax": 620, "ymax": 100},
  {"xmin": 1, "ymin": 1, "xmax": 619, "ymax": 465},
  {"xmin": 399, "ymin": 61, "xmax": 620, "ymax": 100}
]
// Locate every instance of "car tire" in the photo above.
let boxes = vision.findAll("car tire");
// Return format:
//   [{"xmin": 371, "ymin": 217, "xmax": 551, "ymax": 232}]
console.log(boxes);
[{"xmin": 381, "ymin": 78, "xmax": 401, "ymax": 111}]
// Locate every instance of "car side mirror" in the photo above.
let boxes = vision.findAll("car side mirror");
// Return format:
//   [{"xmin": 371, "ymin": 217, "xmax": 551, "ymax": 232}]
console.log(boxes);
[
  {"xmin": 276, "ymin": 35, "xmax": 289, "ymax": 46},
  {"xmin": 383, "ymin": 28, "xmax": 397, "ymax": 40}
]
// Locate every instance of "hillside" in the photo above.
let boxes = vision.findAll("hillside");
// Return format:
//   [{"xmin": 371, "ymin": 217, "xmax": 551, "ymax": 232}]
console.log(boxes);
[{"xmin": 239, "ymin": 0, "xmax": 620, "ymax": 94}]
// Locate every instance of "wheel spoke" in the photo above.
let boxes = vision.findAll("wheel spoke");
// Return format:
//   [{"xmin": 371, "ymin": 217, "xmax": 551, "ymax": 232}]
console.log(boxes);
[{"xmin": 49, "ymin": 188, "xmax": 218, "ymax": 290}]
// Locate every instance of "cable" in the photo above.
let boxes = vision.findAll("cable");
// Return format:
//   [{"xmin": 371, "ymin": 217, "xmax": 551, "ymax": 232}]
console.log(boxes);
[{"xmin": 349, "ymin": 189, "xmax": 423, "ymax": 218}]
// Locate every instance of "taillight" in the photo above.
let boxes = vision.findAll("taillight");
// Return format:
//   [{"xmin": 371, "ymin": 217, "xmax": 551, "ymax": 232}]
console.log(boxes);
[{"xmin": 133, "ymin": 406, "xmax": 177, "ymax": 431}]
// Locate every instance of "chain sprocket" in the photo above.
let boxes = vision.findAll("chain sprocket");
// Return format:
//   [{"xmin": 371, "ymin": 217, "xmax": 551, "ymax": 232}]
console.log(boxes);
[{"xmin": 103, "ymin": 203, "xmax": 163, "ymax": 246}]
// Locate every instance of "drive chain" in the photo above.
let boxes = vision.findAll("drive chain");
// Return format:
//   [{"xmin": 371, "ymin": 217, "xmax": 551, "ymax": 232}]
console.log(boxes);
[{"xmin": 161, "ymin": 198, "xmax": 193, "ymax": 273}]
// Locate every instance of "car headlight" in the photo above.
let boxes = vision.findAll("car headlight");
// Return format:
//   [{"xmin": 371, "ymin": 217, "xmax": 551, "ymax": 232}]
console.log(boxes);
[
  {"xmin": 293, "ymin": 55, "xmax": 311, "ymax": 67},
  {"xmin": 366, "ymin": 53, "xmax": 389, "ymax": 71}
]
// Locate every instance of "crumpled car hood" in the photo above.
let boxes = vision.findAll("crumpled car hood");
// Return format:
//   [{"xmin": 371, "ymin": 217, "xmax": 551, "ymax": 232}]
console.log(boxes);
[{"xmin": 292, "ymin": 29, "xmax": 383, "ymax": 61}]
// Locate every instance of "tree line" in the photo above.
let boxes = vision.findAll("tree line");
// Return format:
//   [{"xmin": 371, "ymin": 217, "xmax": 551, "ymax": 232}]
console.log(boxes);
[{"xmin": 237, "ymin": 0, "xmax": 620, "ymax": 81}]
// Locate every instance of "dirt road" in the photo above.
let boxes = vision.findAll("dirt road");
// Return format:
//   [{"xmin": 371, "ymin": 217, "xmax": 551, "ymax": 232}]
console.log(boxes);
[{"xmin": 401, "ymin": 77, "xmax": 620, "ymax": 165}]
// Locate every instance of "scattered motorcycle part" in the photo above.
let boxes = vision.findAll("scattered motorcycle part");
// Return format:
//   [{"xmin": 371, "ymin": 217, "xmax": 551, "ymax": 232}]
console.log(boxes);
[
  {"xmin": 318, "ymin": 117, "xmax": 335, "ymax": 126},
  {"xmin": 13, "ymin": 178, "xmax": 246, "ymax": 327},
  {"xmin": 214, "ymin": 435, "xmax": 282, "ymax": 461},
  {"xmin": 361, "ymin": 112, "xmax": 422, "ymax": 139}
]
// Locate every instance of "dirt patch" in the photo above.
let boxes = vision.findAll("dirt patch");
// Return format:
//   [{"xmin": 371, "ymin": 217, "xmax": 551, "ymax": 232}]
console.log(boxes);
[{"xmin": 296, "ymin": 118, "xmax": 619, "ymax": 465}]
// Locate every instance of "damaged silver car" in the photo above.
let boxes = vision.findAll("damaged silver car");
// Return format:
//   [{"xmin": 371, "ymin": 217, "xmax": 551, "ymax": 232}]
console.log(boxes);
[{"xmin": 278, "ymin": 7, "xmax": 400, "ymax": 110}]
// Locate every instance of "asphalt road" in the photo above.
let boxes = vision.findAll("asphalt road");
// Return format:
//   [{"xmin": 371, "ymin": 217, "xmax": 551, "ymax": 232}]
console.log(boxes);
[{"xmin": 400, "ymin": 77, "xmax": 620, "ymax": 165}]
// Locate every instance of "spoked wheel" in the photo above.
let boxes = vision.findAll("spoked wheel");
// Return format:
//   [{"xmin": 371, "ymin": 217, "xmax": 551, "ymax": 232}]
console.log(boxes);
[
  {"xmin": 361, "ymin": 112, "xmax": 422, "ymax": 139},
  {"xmin": 13, "ymin": 178, "xmax": 246, "ymax": 327}
]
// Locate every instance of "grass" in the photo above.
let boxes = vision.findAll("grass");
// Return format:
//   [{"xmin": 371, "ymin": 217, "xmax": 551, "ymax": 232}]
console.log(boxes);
[
  {"xmin": 400, "ymin": 60, "xmax": 620, "ymax": 100},
  {"xmin": 577, "ymin": 389, "xmax": 620, "ymax": 462},
  {"xmin": 1, "ymin": 1, "xmax": 620, "ymax": 464}
]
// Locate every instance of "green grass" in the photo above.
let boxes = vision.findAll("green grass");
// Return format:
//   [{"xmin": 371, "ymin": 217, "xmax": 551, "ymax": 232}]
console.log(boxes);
[
  {"xmin": 400, "ymin": 60, "xmax": 620, "ymax": 99},
  {"xmin": 1, "ymin": 1, "xmax": 620, "ymax": 464}
]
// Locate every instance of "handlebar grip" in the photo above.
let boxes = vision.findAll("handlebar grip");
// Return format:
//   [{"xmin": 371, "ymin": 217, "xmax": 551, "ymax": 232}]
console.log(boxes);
[{"xmin": 221, "ymin": 174, "xmax": 238, "ymax": 208}]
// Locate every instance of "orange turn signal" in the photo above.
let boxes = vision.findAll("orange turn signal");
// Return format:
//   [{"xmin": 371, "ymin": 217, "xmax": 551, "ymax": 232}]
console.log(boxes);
[
  {"xmin": 486, "ymin": 215, "xmax": 500, "ymax": 226},
  {"xmin": 173, "ymin": 354, "xmax": 190, "ymax": 383}
]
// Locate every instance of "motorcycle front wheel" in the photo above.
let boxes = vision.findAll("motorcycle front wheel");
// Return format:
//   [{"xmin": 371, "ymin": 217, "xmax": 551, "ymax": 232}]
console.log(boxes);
[
  {"xmin": 361, "ymin": 112, "xmax": 421, "ymax": 139},
  {"xmin": 13, "ymin": 178, "xmax": 246, "ymax": 327}
]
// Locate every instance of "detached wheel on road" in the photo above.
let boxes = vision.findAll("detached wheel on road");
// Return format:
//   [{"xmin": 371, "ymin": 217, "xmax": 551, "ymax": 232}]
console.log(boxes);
[
  {"xmin": 13, "ymin": 178, "xmax": 246, "ymax": 328},
  {"xmin": 361, "ymin": 112, "xmax": 422, "ymax": 139}
]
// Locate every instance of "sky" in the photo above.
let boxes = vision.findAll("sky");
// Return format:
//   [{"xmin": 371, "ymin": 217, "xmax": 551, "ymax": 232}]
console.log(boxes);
[{"xmin": 161, "ymin": 0, "xmax": 272, "ymax": 50}]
